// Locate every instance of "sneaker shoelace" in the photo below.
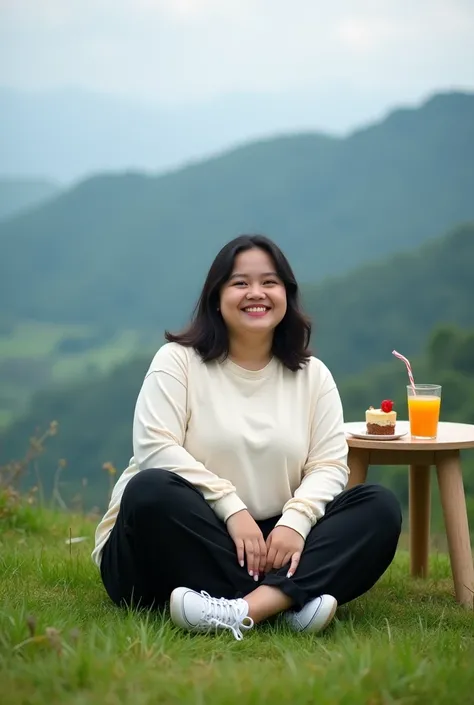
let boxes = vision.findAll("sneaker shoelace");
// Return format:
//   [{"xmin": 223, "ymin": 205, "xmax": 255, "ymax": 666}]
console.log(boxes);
[{"xmin": 199, "ymin": 591, "xmax": 254, "ymax": 641}]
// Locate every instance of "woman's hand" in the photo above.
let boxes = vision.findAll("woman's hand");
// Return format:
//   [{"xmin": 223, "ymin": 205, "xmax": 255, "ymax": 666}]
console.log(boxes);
[
  {"xmin": 264, "ymin": 526, "xmax": 305, "ymax": 578},
  {"xmin": 226, "ymin": 510, "xmax": 267, "ymax": 580}
]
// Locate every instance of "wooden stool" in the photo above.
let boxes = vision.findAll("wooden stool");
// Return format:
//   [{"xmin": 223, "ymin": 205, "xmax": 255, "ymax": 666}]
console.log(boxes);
[{"xmin": 344, "ymin": 421, "xmax": 474, "ymax": 608}]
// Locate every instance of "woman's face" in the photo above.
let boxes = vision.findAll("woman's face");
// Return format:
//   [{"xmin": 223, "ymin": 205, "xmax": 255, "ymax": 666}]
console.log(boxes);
[{"xmin": 219, "ymin": 248, "xmax": 287, "ymax": 340}]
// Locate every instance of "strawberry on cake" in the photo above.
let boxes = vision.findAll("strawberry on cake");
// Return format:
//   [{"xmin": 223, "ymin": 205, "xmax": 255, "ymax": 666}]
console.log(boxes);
[{"xmin": 366, "ymin": 400, "xmax": 396, "ymax": 435}]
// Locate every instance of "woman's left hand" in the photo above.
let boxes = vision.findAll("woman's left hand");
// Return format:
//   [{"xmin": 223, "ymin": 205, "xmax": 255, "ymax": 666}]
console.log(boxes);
[{"xmin": 264, "ymin": 526, "xmax": 305, "ymax": 578}]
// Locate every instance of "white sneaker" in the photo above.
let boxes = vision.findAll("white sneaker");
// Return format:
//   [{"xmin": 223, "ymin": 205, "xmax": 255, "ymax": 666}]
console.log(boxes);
[
  {"xmin": 284, "ymin": 594, "xmax": 337, "ymax": 633},
  {"xmin": 170, "ymin": 587, "xmax": 254, "ymax": 641}
]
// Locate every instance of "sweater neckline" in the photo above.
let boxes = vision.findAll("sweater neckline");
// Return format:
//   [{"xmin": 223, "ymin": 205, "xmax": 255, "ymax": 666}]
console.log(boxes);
[{"xmin": 221, "ymin": 355, "xmax": 278, "ymax": 380}]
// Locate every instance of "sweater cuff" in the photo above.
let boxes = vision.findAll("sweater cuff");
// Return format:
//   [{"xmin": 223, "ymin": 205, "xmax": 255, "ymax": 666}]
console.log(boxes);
[
  {"xmin": 212, "ymin": 492, "xmax": 247, "ymax": 523},
  {"xmin": 276, "ymin": 508, "xmax": 313, "ymax": 541}
]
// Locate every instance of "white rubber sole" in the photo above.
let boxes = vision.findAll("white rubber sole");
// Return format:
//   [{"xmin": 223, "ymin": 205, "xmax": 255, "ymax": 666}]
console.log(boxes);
[{"xmin": 317, "ymin": 597, "xmax": 338, "ymax": 631}]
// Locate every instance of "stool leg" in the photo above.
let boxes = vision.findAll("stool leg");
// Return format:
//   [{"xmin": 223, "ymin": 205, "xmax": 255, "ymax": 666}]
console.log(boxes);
[
  {"xmin": 346, "ymin": 448, "xmax": 369, "ymax": 488},
  {"xmin": 436, "ymin": 451, "xmax": 474, "ymax": 609},
  {"xmin": 409, "ymin": 465, "xmax": 431, "ymax": 578}
]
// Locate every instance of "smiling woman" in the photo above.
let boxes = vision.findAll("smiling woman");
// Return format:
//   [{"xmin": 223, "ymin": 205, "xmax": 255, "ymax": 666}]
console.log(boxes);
[
  {"xmin": 92, "ymin": 234, "xmax": 402, "ymax": 642},
  {"xmin": 220, "ymin": 248, "xmax": 288, "ymax": 364}
]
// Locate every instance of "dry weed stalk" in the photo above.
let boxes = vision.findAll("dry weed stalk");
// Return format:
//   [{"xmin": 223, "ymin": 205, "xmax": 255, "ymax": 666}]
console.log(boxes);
[{"xmin": 0, "ymin": 421, "xmax": 59, "ymax": 518}]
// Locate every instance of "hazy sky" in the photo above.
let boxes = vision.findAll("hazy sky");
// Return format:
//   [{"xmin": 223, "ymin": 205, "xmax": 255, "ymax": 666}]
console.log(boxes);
[{"xmin": 1, "ymin": 0, "xmax": 474, "ymax": 107}]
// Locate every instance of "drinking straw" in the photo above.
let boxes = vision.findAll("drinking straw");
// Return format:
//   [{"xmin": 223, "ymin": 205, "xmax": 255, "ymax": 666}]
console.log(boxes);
[{"xmin": 392, "ymin": 350, "xmax": 416, "ymax": 393}]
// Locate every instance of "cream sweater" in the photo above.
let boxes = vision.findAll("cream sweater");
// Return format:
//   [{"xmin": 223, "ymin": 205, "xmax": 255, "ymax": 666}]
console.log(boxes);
[{"xmin": 92, "ymin": 342, "xmax": 349, "ymax": 567}]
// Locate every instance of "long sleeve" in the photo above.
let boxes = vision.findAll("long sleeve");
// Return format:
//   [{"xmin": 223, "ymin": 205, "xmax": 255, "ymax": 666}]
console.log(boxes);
[
  {"xmin": 276, "ymin": 375, "xmax": 349, "ymax": 540},
  {"xmin": 133, "ymin": 345, "xmax": 247, "ymax": 522}
]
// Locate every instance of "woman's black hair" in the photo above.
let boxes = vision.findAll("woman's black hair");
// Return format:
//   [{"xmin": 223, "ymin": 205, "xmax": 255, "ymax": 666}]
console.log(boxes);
[{"xmin": 165, "ymin": 234, "xmax": 312, "ymax": 371}]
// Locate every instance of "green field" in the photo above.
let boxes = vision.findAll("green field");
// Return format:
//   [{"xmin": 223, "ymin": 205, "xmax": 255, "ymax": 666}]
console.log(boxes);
[
  {"xmin": 0, "ymin": 321, "xmax": 91, "ymax": 358},
  {"xmin": 1, "ymin": 503, "xmax": 473, "ymax": 705},
  {"xmin": 0, "ymin": 321, "xmax": 159, "ymax": 429}
]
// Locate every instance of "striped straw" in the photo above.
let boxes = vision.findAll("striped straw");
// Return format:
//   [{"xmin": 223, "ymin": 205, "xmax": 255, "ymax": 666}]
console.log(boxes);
[{"xmin": 392, "ymin": 350, "xmax": 416, "ymax": 393}]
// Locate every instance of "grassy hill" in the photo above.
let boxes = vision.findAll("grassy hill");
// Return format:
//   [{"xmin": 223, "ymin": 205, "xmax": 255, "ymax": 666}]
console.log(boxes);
[
  {"xmin": 1, "ymin": 91, "xmax": 473, "ymax": 329},
  {"xmin": 2, "ymin": 507, "xmax": 473, "ymax": 704},
  {"xmin": 0, "ymin": 177, "xmax": 60, "ymax": 221}
]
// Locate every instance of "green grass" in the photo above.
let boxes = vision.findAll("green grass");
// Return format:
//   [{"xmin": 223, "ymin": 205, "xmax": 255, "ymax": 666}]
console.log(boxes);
[{"xmin": 1, "ymin": 506, "xmax": 473, "ymax": 704}]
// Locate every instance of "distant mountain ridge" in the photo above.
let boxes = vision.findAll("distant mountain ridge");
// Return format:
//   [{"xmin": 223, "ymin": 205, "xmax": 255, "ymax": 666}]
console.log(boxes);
[
  {"xmin": 0, "ymin": 91, "xmax": 473, "ymax": 332},
  {"xmin": 0, "ymin": 178, "xmax": 60, "ymax": 221},
  {"xmin": 0, "ymin": 85, "xmax": 434, "ymax": 182}
]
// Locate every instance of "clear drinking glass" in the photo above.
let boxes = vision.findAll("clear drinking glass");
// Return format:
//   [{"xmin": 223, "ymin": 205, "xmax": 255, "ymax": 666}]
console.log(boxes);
[{"xmin": 407, "ymin": 384, "xmax": 442, "ymax": 439}]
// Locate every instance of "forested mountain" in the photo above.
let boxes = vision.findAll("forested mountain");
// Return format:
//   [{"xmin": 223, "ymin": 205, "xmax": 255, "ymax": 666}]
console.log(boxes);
[
  {"xmin": 1, "ymin": 92, "xmax": 473, "ymax": 330},
  {"xmin": 304, "ymin": 222, "xmax": 474, "ymax": 375}
]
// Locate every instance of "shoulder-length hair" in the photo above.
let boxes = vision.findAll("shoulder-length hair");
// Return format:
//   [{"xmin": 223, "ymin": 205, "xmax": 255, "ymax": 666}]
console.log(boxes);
[{"xmin": 165, "ymin": 234, "xmax": 312, "ymax": 371}]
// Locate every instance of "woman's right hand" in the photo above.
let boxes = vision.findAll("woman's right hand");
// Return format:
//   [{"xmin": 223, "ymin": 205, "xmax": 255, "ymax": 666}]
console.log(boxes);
[{"xmin": 226, "ymin": 510, "xmax": 267, "ymax": 580}]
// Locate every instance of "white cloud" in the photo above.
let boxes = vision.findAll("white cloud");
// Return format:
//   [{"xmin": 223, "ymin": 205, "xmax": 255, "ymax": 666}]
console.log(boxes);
[{"xmin": 0, "ymin": 0, "xmax": 473, "ymax": 104}]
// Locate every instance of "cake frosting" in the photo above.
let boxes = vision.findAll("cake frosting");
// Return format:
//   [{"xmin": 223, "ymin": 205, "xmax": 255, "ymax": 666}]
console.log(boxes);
[{"xmin": 366, "ymin": 401, "xmax": 396, "ymax": 435}]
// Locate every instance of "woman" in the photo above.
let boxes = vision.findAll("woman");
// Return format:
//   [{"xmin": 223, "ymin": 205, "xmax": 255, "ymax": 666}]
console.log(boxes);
[{"xmin": 92, "ymin": 235, "xmax": 401, "ymax": 641}]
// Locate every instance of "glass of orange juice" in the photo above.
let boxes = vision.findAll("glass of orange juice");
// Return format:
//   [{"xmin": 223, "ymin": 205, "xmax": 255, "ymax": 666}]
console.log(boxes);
[{"xmin": 407, "ymin": 384, "xmax": 442, "ymax": 439}]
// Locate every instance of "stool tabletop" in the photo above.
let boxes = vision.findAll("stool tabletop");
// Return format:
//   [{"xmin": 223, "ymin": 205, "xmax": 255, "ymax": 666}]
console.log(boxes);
[{"xmin": 344, "ymin": 420, "xmax": 474, "ymax": 451}]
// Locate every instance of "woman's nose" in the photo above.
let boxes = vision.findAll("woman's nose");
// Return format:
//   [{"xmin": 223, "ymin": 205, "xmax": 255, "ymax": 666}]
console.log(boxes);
[{"xmin": 246, "ymin": 286, "xmax": 265, "ymax": 299}]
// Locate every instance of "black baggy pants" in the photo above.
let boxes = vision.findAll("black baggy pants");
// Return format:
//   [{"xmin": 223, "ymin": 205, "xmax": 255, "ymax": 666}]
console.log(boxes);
[{"xmin": 100, "ymin": 469, "xmax": 402, "ymax": 611}]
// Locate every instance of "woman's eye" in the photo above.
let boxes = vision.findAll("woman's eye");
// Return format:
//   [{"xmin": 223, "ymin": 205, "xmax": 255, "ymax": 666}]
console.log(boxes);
[{"xmin": 231, "ymin": 278, "xmax": 279, "ymax": 287}]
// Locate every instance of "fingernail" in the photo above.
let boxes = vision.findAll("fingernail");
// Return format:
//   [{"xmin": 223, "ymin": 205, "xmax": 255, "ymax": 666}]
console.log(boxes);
[
  {"xmin": 249, "ymin": 570, "xmax": 253, "ymax": 577},
  {"xmin": 286, "ymin": 572, "xmax": 292, "ymax": 578},
  {"xmin": 254, "ymin": 574, "xmax": 259, "ymax": 582},
  {"xmin": 239, "ymin": 561, "xmax": 244, "ymax": 568}
]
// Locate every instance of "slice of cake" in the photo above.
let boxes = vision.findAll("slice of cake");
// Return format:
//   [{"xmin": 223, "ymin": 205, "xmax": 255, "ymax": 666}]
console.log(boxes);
[{"xmin": 366, "ymin": 400, "xmax": 396, "ymax": 435}]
